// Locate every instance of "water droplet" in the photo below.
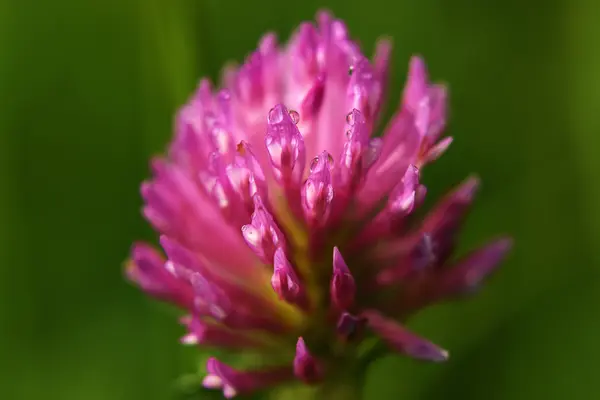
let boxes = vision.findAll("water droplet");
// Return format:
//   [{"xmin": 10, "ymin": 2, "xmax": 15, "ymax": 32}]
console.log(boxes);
[
  {"xmin": 348, "ymin": 65, "xmax": 354, "ymax": 76},
  {"xmin": 209, "ymin": 304, "xmax": 227, "ymax": 320},
  {"xmin": 364, "ymin": 138, "xmax": 383, "ymax": 167},
  {"xmin": 288, "ymin": 110, "xmax": 300, "ymax": 124},
  {"xmin": 265, "ymin": 134, "xmax": 274, "ymax": 147},
  {"xmin": 360, "ymin": 68, "xmax": 373, "ymax": 79},
  {"xmin": 268, "ymin": 106, "xmax": 285, "ymax": 123},
  {"xmin": 326, "ymin": 153, "xmax": 334, "ymax": 169},
  {"xmin": 309, "ymin": 156, "xmax": 320, "ymax": 172},
  {"xmin": 204, "ymin": 112, "xmax": 217, "ymax": 129},
  {"xmin": 346, "ymin": 129, "xmax": 352, "ymax": 139},
  {"xmin": 414, "ymin": 232, "xmax": 436, "ymax": 269},
  {"xmin": 325, "ymin": 185, "xmax": 334, "ymax": 203},
  {"xmin": 346, "ymin": 111, "xmax": 355, "ymax": 126},
  {"xmin": 219, "ymin": 89, "xmax": 231, "ymax": 101},
  {"xmin": 236, "ymin": 141, "xmax": 246, "ymax": 155},
  {"xmin": 368, "ymin": 138, "xmax": 382, "ymax": 152}
]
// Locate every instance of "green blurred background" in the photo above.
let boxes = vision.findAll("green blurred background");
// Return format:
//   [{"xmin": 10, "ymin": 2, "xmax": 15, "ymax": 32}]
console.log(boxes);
[{"xmin": 1, "ymin": 0, "xmax": 599, "ymax": 398}]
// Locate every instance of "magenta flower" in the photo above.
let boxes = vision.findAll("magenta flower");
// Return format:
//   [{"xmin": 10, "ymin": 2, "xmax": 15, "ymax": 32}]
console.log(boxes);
[{"xmin": 127, "ymin": 10, "xmax": 511, "ymax": 399}]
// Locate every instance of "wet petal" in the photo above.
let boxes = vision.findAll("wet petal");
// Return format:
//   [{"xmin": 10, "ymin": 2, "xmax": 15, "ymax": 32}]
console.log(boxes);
[
  {"xmin": 272, "ymin": 248, "xmax": 307, "ymax": 308},
  {"xmin": 302, "ymin": 151, "xmax": 334, "ymax": 224},
  {"xmin": 388, "ymin": 164, "xmax": 420, "ymax": 218},
  {"xmin": 265, "ymin": 104, "xmax": 306, "ymax": 184},
  {"xmin": 242, "ymin": 195, "xmax": 285, "ymax": 263},
  {"xmin": 347, "ymin": 56, "xmax": 379, "ymax": 124},
  {"xmin": 358, "ymin": 112, "xmax": 421, "ymax": 209},
  {"xmin": 336, "ymin": 109, "xmax": 380, "ymax": 196}
]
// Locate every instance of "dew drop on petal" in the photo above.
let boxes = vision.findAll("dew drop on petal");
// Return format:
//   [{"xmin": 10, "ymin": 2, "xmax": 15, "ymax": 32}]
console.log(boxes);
[
  {"xmin": 204, "ymin": 111, "xmax": 217, "ymax": 129},
  {"xmin": 325, "ymin": 185, "xmax": 334, "ymax": 202},
  {"xmin": 326, "ymin": 153, "xmax": 334, "ymax": 169},
  {"xmin": 181, "ymin": 333, "xmax": 199, "ymax": 345},
  {"xmin": 309, "ymin": 156, "xmax": 320, "ymax": 172},
  {"xmin": 346, "ymin": 111, "xmax": 355, "ymax": 126},
  {"xmin": 202, "ymin": 375, "xmax": 223, "ymax": 389},
  {"xmin": 289, "ymin": 109, "xmax": 300, "ymax": 124},
  {"xmin": 241, "ymin": 225, "xmax": 261, "ymax": 247},
  {"xmin": 223, "ymin": 385, "xmax": 238, "ymax": 399},
  {"xmin": 268, "ymin": 106, "xmax": 285, "ymax": 123},
  {"xmin": 365, "ymin": 138, "xmax": 383, "ymax": 166},
  {"xmin": 209, "ymin": 304, "xmax": 228, "ymax": 320},
  {"xmin": 165, "ymin": 261, "xmax": 176, "ymax": 276},
  {"xmin": 219, "ymin": 89, "xmax": 231, "ymax": 101},
  {"xmin": 236, "ymin": 141, "xmax": 246, "ymax": 155}
]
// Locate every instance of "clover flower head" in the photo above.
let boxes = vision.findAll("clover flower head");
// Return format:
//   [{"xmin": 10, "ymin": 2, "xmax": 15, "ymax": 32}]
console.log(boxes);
[{"xmin": 127, "ymin": 10, "xmax": 512, "ymax": 398}]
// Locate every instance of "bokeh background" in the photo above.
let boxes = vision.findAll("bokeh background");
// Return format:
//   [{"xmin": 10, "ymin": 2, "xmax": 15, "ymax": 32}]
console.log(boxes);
[{"xmin": 1, "ymin": 0, "xmax": 599, "ymax": 399}]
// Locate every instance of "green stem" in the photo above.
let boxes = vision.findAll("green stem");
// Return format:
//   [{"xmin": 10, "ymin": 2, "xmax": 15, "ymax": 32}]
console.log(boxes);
[
  {"xmin": 315, "ymin": 381, "xmax": 363, "ymax": 400},
  {"xmin": 269, "ymin": 369, "xmax": 365, "ymax": 400},
  {"xmin": 359, "ymin": 340, "xmax": 389, "ymax": 370}
]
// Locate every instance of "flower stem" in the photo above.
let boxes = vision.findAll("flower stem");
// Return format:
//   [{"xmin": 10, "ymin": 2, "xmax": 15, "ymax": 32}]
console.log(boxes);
[
  {"xmin": 315, "ymin": 381, "xmax": 363, "ymax": 400},
  {"xmin": 269, "ymin": 373, "xmax": 364, "ymax": 400}
]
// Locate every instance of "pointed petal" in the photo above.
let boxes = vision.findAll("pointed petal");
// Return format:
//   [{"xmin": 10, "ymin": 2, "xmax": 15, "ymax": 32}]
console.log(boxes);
[
  {"xmin": 415, "ymin": 184, "xmax": 428, "ymax": 208},
  {"xmin": 233, "ymin": 33, "xmax": 281, "ymax": 110},
  {"xmin": 160, "ymin": 235, "xmax": 269, "ymax": 299},
  {"xmin": 375, "ymin": 232, "xmax": 437, "ymax": 285},
  {"xmin": 353, "ymin": 166, "xmax": 420, "ymax": 248},
  {"xmin": 331, "ymin": 247, "xmax": 356, "ymax": 310},
  {"xmin": 224, "ymin": 141, "xmax": 267, "ymax": 214},
  {"xmin": 265, "ymin": 104, "xmax": 306, "ymax": 184},
  {"xmin": 424, "ymin": 84, "xmax": 448, "ymax": 143},
  {"xmin": 403, "ymin": 56, "xmax": 429, "ymax": 113},
  {"xmin": 347, "ymin": 55, "xmax": 379, "ymax": 124},
  {"xmin": 358, "ymin": 113, "xmax": 421, "ymax": 209},
  {"xmin": 364, "ymin": 310, "xmax": 449, "ymax": 362},
  {"xmin": 272, "ymin": 248, "xmax": 307, "ymax": 308},
  {"xmin": 388, "ymin": 164, "xmax": 420, "ymax": 218},
  {"xmin": 300, "ymin": 76, "xmax": 325, "ymax": 118},
  {"xmin": 189, "ymin": 271, "xmax": 290, "ymax": 334},
  {"xmin": 434, "ymin": 237, "xmax": 513, "ymax": 299},
  {"xmin": 294, "ymin": 337, "xmax": 323, "ymax": 384},
  {"xmin": 180, "ymin": 316, "xmax": 268, "ymax": 350},
  {"xmin": 420, "ymin": 136, "xmax": 453, "ymax": 166},
  {"xmin": 420, "ymin": 176, "xmax": 480, "ymax": 264},
  {"xmin": 302, "ymin": 151, "xmax": 334, "ymax": 224},
  {"xmin": 286, "ymin": 23, "xmax": 325, "ymax": 117},
  {"xmin": 336, "ymin": 312, "xmax": 366, "ymax": 341},
  {"xmin": 336, "ymin": 109, "xmax": 381, "ymax": 196},
  {"xmin": 313, "ymin": 12, "xmax": 383, "ymax": 161},
  {"xmin": 372, "ymin": 38, "xmax": 392, "ymax": 119},
  {"xmin": 242, "ymin": 195, "xmax": 285, "ymax": 263},
  {"xmin": 142, "ymin": 161, "xmax": 259, "ymax": 275},
  {"xmin": 203, "ymin": 358, "xmax": 292, "ymax": 398},
  {"xmin": 288, "ymin": 23, "xmax": 320, "ymax": 83},
  {"xmin": 125, "ymin": 243, "xmax": 193, "ymax": 309}
]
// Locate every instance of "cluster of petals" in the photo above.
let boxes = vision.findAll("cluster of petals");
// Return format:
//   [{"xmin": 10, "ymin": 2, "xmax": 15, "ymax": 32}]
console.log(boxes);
[{"xmin": 127, "ymin": 10, "xmax": 511, "ymax": 398}]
